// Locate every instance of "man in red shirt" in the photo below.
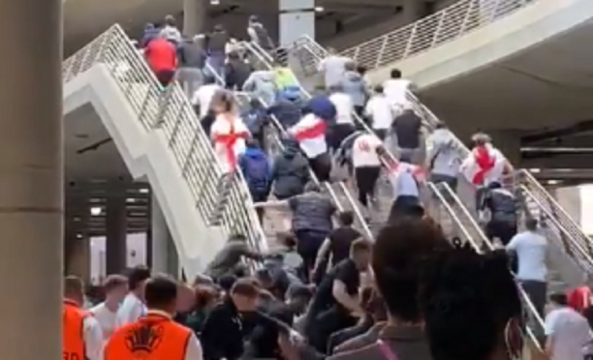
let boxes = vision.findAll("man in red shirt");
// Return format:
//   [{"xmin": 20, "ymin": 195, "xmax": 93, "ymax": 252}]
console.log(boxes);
[{"xmin": 145, "ymin": 36, "xmax": 178, "ymax": 86}]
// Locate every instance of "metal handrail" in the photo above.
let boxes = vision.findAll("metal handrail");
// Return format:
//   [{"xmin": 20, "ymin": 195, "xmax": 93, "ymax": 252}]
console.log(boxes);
[
  {"xmin": 246, "ymin": 93, "xmax": 375, "ymax": 241},
  {"xmin": 241, "ymin": 42, "xmax": 374, "ymax": 241},
  {"xmin": 63, "ymin": 25, "xmax": 268, "ymax": 264},
  {"xmin": 291, "ymin": 0, "xmax": 541, "ymax": 72},
  {"xmin": 428, "ymin": 182, "xmax": 544, "ymax": 351},
  {"xmin": 288, "ymin": 31, "xmax": 593, "ymax": 274}
]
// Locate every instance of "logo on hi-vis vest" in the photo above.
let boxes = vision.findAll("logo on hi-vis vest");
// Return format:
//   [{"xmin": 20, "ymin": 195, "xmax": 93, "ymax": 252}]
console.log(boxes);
[{"xmin": 125, "ymin": 324, "xmax": 164, "ymax": 356}]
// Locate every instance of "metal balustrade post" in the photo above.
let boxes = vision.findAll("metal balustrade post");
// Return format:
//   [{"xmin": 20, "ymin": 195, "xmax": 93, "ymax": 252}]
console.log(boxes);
[
  {"xmin": 353, "ymin": 46, "xmax": 361, "ymax": 63},
  {"xmin": 181, "ymin": 131, "xmax": 200, "ymax": 177},
  {"xmin": 402, "ymin": 23, "xmax": 418, "ymax": 58},
  {"xmin": 375, "ymin": 36, "xmax": 389, "ymax": 68},
  {"xmin": 430, "ymin": 10, "xmax": 447, "ymax": 47},
  {"xmin": 488, "ymin": 0, "xmax": 503, "ymax": 22},
  {"xmin": 459, "ymin": 0, "xmax": 476, "ymax": 35}
]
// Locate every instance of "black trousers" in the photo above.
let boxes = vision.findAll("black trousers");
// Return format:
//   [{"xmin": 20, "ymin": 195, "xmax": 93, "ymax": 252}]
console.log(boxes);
[
  {"xmin": 309, "ymin": 153, "xmax": 332, "ymax": 182},
  {"xmin": 485, "ymin": 220, "xmax": 517, "ymax": 246},
  {"xmin": 330, "ymin": 124, "xmax": 355, "ymax": 151},
  {"xmin": 520, "ymin": 280, "xmax": 547, "ymax": 318},
  {"xmin": 354, "ymin": 166, "xmax": 381, "ymax": 207},
  {"xmin": 307, "ymin": 305, "xmax": 357, "ymax": 353}
]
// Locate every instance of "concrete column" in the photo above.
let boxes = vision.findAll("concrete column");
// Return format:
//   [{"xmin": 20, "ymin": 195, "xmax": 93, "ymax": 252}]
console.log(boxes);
[
  {"xmin": 151, "ymin": 194, "xmax": 179, "ymax": 276},
  {"xmin": 183, "ymin": 0, "xmax": 207, "ymax": 36},
  {"xmin": 106, "ymin": 190, "xmax": 127, "ymax": 274},
  {"xmin": 279, "ymin": 0, "xmax": 315, "ymax": 47},
  {"xmin": 402, "ymin": 0, "xmax": 425, "ymax": 23},
  {"xmin": 0, "ymin": 0, "xmax": 62, "ymax": 357},
  {"xmin": 66, "ymin": 235, "xmax": 91, "ymax": 282}
]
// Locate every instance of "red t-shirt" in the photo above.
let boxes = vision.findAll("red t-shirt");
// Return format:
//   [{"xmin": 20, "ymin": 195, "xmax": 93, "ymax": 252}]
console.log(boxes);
[{"xmin": 145, "ymin": 38, "xmax": 177, "ymax": 73}]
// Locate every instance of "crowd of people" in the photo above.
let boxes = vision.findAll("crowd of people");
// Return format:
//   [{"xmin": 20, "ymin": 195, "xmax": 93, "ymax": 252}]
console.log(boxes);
[
  {"xmin": 64, "ymin": 218, "xmax": 593, "ymax": 360},
  {"xmin": 64, "ymin": 13, "xmax": 593, "ymax": 360}
]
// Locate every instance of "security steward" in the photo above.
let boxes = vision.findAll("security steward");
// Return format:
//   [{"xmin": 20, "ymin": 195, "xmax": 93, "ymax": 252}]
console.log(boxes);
[
  {"xmin": 63, "ymin": 275, "xmax": 103, "ymax": 360},
  {"xmin": 104, "ymin": 275, "xmax": 203, "ymax": 360}
]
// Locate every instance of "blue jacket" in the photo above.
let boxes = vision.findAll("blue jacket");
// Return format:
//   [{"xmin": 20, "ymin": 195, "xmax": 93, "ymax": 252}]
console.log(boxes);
[
  {"xmin": 239, "ymin": 147, "xmax": 272, "ymax": 196},
  {"xmin": 271, "ymin": 139, "xmax": 310, "ymax": 200}
]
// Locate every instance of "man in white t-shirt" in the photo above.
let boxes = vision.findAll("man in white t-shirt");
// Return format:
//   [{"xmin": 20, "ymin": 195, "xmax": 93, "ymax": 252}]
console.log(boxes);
[
  {"xmin": 90, "ymin": 274, "xmax": 128, "ymax": 340},
  {"xmin": 115, "ymin": 266, "xmax": 151, "ymax": 328},
  {"xmin": 506, "ymin": 218, "xmax": 548, "ymax": 317},
  {"xmin": 328, "ymin": 84, "xmax": 355, "ymax": 152},
  {"xmin": 545, "ymin": 292, "xmax": 592, "ymax": 360},
  {"xmin": 191, "ymin": 77, "xmax": 222, "ymax": 118},
  {"xmin": 382, "ymin": 68, "xmax": 415, "ymax": 114},
  {"xmin": 352, "ymin": 133, "xmax": 383, "ymax": 209},
  {"xmin": 365, "ymin": 85, "xmax": 394, "ymax": 141},
  {"xmin": 317, "ymin": 48, "xmax": 351, "ymax": 88}
]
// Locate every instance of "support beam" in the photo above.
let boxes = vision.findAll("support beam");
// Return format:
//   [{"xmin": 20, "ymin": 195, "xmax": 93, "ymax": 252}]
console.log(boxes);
[
  {"xmin": 151, "ymin": 194, "xmax": 179, "ymax": 276},
  {"xmin": 0, "ymin": 0, "xmax": 62, "ymax": 358},
  {"xmin": 106, "ymin": 188, "xmax": 127, "ymax": 274},
  {"xmin": 183, "ymin": 0, "xmax": 207, "ymax": 36},
  {"xmin": 521, "ymin": 155, "xmax": 593, "ymax": 170},
  {"xmin": 402, "ymin": 0, "xmax": 424, "ymax": 22},
  {"xmin": 279, "ymin": 0, "xmax": 315, "ymax": 47}
]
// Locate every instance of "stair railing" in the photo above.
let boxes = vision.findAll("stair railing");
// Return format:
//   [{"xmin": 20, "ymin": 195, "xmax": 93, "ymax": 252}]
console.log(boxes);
[
  {"xmin": 247, "ymin": 41, "xmax": 482, "ymax": 241},
  {"xmin": 242, "ymin": 42, "xmax": 374, "ymax": 241},
  {"xmin": 63, "ymin": 24, "xmax": 268, "ymax": 262},
  {"xmin": 287, "ymin": 0, "xmax": 541, "ymax": 72},
  {"xmin": 429, "ymin": 182, "xmax": 545, "ymax": 352},
  {"xmin": 287, "ymin": 34, "xmax": 593, "ymax": 274}
]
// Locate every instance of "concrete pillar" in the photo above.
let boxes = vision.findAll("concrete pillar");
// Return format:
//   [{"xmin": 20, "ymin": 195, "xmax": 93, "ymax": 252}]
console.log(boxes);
[
  {"xmin": 66, "ymin": 235, "xmax": 91, "ymax": 282},
  {"xmin": 183, "ymin": 0, "xmax": 207, "ymax": 36},
  {"xmin": 106, "ymin": 190, "xmax": 127, "ymax": 274},
  {"xmin": 279, "ymin": 0, "xmax": 315, "ymax": 47},
  {"xmin": 151, "ymin": 194, "xmax": 179, "ymax": 276},
  {"xmin": 0, "ymin": 0, "xmax": 62, "ymax": 357},
  {"xmin": 402, "ymin": 0, "xmax": 425, "ymax": 23}
]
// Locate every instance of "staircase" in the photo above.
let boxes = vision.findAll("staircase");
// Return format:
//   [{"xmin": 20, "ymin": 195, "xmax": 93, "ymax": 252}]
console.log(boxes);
[
  {"xmin": 243, "ymin": 42, "xmax": 469, "ymax": 239},
  {"xmin": 233, "ymin": 92, "xmax": 374, "ymax": 243},
  {"xmin": 63, "ymin": 25, "xmax": 267, "ymax": 280},
  {"xmin": 264, "ymin": 31, "xmax": 593, "ymax": 287},
  {"xmin": 285, "ymin": 0, "xmax": 544, "ymax": 83}
]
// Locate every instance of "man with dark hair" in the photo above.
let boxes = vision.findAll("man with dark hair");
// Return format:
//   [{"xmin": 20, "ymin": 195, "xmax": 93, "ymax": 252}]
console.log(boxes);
[
  {"xmin": 313, "ymin": 211, "xmax": 361, "ymax": 283},
  {"xmin": 506, "ymin": 218, "xmax": 547, "ymax": 316},
  {"xmin": 201, "ymin": 278, "xmax": 261, "ymax": 360},
  {"xmin": 115, "ymin": 266, "xmax": 151, "ymax": 327},
  {"xmin": 206, "ymin": 234, "xmax": 266, "ymax": 280},
  {"xmin": 305, "ymin": 239, "xmax": 372, "ymax": 352},
  {"xmin": 105, "ymin": 276, "xmax": 203, "ymax": 360},
  {"xmin": 311, "ymin": 218, "xmax": 446, "ymax": 360}
]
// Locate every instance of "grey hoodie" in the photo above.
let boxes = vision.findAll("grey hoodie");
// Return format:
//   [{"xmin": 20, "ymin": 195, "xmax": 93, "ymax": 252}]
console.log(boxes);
[
  {"xmin": 243, "ymin": 70, "xmax": 277, "ymax": 106},
  {"xmin": 426, "ymin": 128, "xmax": 460, "ymax": 177},
  {"xmin": 341, "ymin": 71, "xmax": 369, "ymax": 107}
]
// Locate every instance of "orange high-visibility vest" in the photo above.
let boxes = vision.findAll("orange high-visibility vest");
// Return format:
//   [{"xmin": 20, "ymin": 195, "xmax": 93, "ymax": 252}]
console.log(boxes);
[
  {"xmin": 104, "ymin": 313, "xmax": 191, "ymax": 360},
  {"xmin": 63, "ymin": 299, "xmax": 88, "ymax": 360}
]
